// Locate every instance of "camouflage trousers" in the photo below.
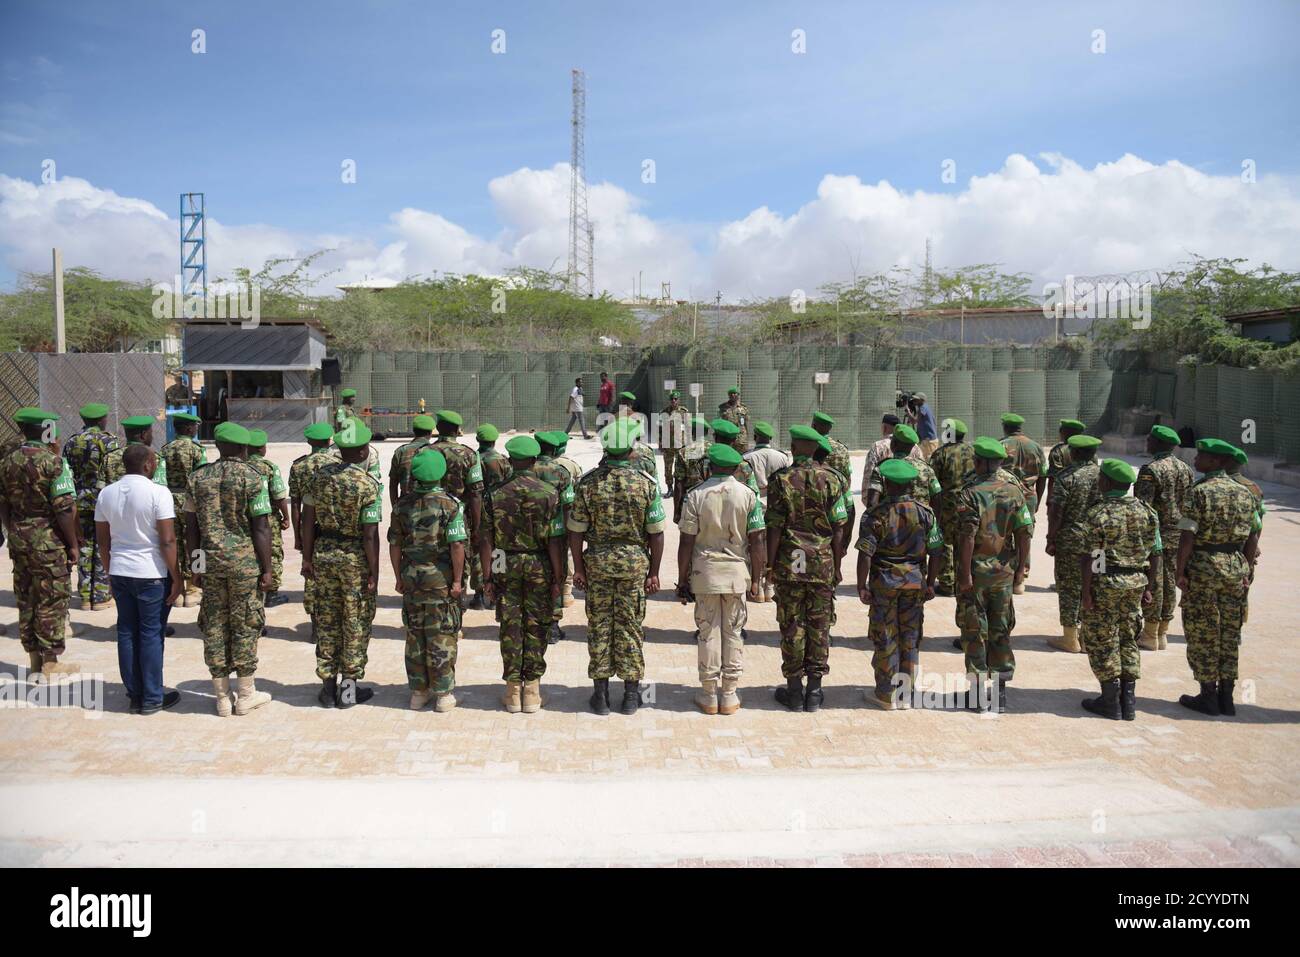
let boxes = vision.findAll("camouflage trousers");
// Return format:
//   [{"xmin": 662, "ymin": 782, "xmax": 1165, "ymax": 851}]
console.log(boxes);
[
  {"xmin": 303, "ymin": 574, "xmax": 316, "ymax": 617},
  {"xmin": 171, "ymin": 493, "xmax": 195, "ymax": 594},
  {"xmin": 661, "ymin": 448, "xmax": 683, "ymax": 492},
  {"xmin": 267, "ymin": 519, "xmax": 284, "ymax": 594},
  {"xmin": 198, "ymin": 570, "xmax": 264, "ymax": 678},
  {"xmin": 775, "ymin": 580, "xmax": 835, "ymax": 679},
  {"xmin": 1055, "ymin": 547, "xmax": 1084, "ymax": 628},
  {"xmin": 936, "ymin": 510, "xmax": 958, "ymax": 590},
  {"xmin": 402, "ymin": 595, "xmax": 461, "ymax": 693},
  {"xmin": 497, "ymin": 553, "xmax": 556, "ymax": 682},
  {"xmin": 957, "ymin": 577, "xmax": 1016, "ymax": 678},
  {"xmin": 868, "ymin": 582, "xmax": 924, "ymax": 696},
  {"xmin": 313, "ymin": 547, "xmax": 376, "ymax": 680},
  {"xmin": 76, "ymin": 510, "xmax": 112, "ymax": 604},
  {"xmin": 1181, "ymin": 565, "xmax": 1247, "ymax": 683},
  {"xmin": 1143, "ymin": 531, "xmax": 1180, "ymax": 623},
  {"xmin": 585, "ymin": 573, "xmax": 647, "ymax": 681},
  {"xmin": 12, "ymin": 546, "xmax": 70, "ymax": 656},
  {"xmin": 1080, "ymin": 584, "xmax": 1143, "ymax": 682}
]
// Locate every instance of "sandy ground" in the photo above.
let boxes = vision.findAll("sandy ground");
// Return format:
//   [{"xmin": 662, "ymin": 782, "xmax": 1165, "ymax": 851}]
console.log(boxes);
[{"xmin": 1, "ymin": 436, "xmax": 1298, "ymax": 866}]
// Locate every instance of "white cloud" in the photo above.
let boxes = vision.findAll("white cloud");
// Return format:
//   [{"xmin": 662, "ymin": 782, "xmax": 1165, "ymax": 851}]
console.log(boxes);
[{"xmin": 2, "ymin": 153, "xmax": 1297, "ymax": 301}]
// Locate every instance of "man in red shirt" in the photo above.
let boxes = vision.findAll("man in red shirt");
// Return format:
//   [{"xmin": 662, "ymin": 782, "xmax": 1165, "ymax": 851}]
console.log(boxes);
[{"xmin": 597, "ymin": 372, "xmax": 615, "ymax": 416}]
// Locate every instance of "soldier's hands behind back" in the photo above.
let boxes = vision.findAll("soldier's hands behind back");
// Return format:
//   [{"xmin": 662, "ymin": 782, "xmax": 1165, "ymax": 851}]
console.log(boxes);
[
  {"xmin": 258, "ymin": 572, "xmax": 274, "ymax": 592},
  {"xmin": 857, "ymin": 584, "xmax": 870, "ymax": 605},
  {"xmin": 645, "ymin": 574, "xmax": 660, "ymax": 594},
  {"xmin": 677, "ymin": 582, "xmax": 691, "ymax": 605}
]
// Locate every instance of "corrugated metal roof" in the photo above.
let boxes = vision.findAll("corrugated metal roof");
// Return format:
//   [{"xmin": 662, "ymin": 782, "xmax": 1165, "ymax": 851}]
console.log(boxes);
[{"xmin": 181, "ymin": 324, "xmax": 325, "ymax": 370}]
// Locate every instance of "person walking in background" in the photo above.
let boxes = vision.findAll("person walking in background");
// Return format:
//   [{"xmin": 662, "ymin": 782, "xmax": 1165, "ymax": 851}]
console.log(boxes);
[
  {"xmin": 911, "ymin": 393, "xmax": 939, "ymax": 459},
  {"xmin": 565, "ymin": 377, "xmax": 589, "ymax": 438},
  {"xmin": 94, "ymin": 444, "xmax": 183, "ymax": 714},
  {"xmin": 597, "ymin": 372, "xmax": 615, "ymax": 415}
]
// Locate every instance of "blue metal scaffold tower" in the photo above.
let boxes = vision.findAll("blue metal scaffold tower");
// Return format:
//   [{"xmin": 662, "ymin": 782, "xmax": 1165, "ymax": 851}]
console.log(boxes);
[{"xmin": 180, "ymin": 192, "xmax": 207, "ymax": 318}]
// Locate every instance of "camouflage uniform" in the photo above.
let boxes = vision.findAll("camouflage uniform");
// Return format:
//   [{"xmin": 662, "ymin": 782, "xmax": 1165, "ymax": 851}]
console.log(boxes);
[
  {"xmin": 102, "ymin": 442, "xmax": 167, "ymax": 487},
  {"xmin": 388, "ymin": 436, "xmax": 430, "ymax": 497},
  {"xmin": 1134, "ymin": 450, "xmax": 1194, "ymax": 624},
  {"xmin": 389, "ymin": 482, "xmax": 467, "ymax": 693},
  {"xmin": 1046, "ymin": 441, "xmax": 1072, "ymax": 483},
  {"xmin": 1, "ymin": 443, "xmax": 76, "ymax": 658},
  {"xmin": 1079, "ymin": 493, "xmax": 1162, "ymax": 682},
  {"xmin": 289, "ymin": 447, "xmax": 335, "ymax": 617},
  {"xmin": 824, "ymin": 434, "xmax": 854, "ymax": 527},
  {"xmin": 767, "ymin": 455, "xmax": 849, "ymax": 679},
  {"xmin": 659, "ymin": 405, "xmax": 690, "ymax": 492},
  {"xmin": 334, "ymin": 403, "xmax": 360, "ymax": 429},
  {"xmin": 431, "ymin": 437, "xmax": 484, "ymax": 503},
  {"xmin": 62, "ymin": 424, "xmax": 120, "ymax": 604},
  {"xmin": 1049, "ymin": 460, "xmax": 1101, "ymax": 628},
  {"xmin": 867, "ymin": 455, "xmax": 940, "ymax": 508},
  {"xmin": 674, "ymin": 438, "xmax": 711, "ymax": 502},
  {"xmin": 1000, "ymin": 430, "xmax": 1047, "ymax": 515},
  {"xmin": 955, "ymin": 471, "xmax": 1032, "ymax": 678},
  {"xmin": 568, "ymin": 459, "xmax": 666, "ymax": 680},
  {"xmin": 928, "ymin": 440, "xmax": 975, "ymax": 591},
  {"xmin": 485, "ymin": 466, "xmax": 565, "ymax": 681},
  {"xmin": 159, "ymin": 435, "xmax": 206, "ymax": 593},
  {"xmin": 1177, "ymin": 472, "xmax": 1261, "ymax": 683},
  {"xmin": 470, "ymin": 447, "xmax": 513, "ymax": 593},
  {"xmin": 305, "ymin": 460, "xmax": 382, "ymax": 680},
  {"xmin": 187, "ymin": 459, "xmax": 272, "ymax": 678},
  {"xmin": 857, "ymin": 493, "xmax": 943, "ymax": 698},
  {"xmin": 717, "ymin": 401, "xmax": 751, "ymax": 451},
  {"xmin": 248, "ymin": 453, "xmax": 289, "ymax": 593}
]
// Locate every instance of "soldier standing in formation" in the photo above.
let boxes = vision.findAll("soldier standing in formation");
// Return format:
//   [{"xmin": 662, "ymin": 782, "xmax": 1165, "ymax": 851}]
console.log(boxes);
[
  {"xmin": 289, "ymin": 423, "xmax": 336, "ymax": 635},
  {"xmin": 718, "ymin": 386, "xmax": 750, "ymax": 452},
  {"xmin": 999, "ymin": 413, "xmax": 1046, "ymax": 593},
  {"xmin": 856, "ymin": 458, "xmax": 943, "ymax": 710},
  {"xmin": 743, "ymin": 421, "xmax": 791, "ymax": 500},
  {"xmin": 158, "ymin": 411, "xmax": 205, "ymax": 607},
  {"xmin": 658, "ymin": 390, "xmax": 689, "ymax": 496},
  {"xmin": 480, "ymin": 435, "xmax": 565, "ymax": 714},
  {"xmin": 469, "ymin": 422, "xmax": 512, "ymax": 609},
  {"xmin": 335, "ymin": 387, "xmax": 360, "ymax": 429},
  {"xmin": 677, "ymin": 442, "xmax": 765, "ymax": 715},
  {"xmin": 0, "ymin": 408, "xmax": 78, "ymax": 679},
  {"xmin": 388, "ymin": 414, "xmax": 434, "ymax": 506},
  {"xmin": 1134, "ymin": 424, "xmax": 1194, "ymax": 650},
  {"xmin": 61, "ymin": 402, "xmax": 120, "ymax": 608},
  {"xmin": 569, "ymin": 420, "xmax": 665, "ymax": 715},
  {"xmin": 812, "ymin": 411, "xmax": 853, "ymax": 540},
  {"xmin": 1043, "ymin": 418, "xmax": 1085, "ymax": 591},
  {"xmin": 544, "ymin": 431, "xmax": 581, "ymax": 607},
  {"xmin": 767, "ymin": 425, "xmax": 848, "ymax": 713},
  {"xmin": 247, "ymin": 430, "xmax": 291, "ymax": 610},
  {"xmin": 102, "ymin": 415, "xmax": 166, "ymax": 486},
  {"xmin": 1224, "ymin": 444, "xmax": 1265, "ymax": 626},
  {"xmin": 185, "ymin": 422, "xmax": 273, "ymax": 716},
  {"xmin": 301, "ymin": 420, "xmax": 382, "ymax": 709},
  {"xmin": 1078, "ymin": 459, "xmax": 1162, "ymax": 721},
  {"xmin": 389, "ymin": 448, "xmax": 466, "ymax": 713},
  {"xmin": 1045, "ymin": 434, "xmax": 1102, "ymax": 653},
  {"xmin": 431, "ymin": 411, "xmax": 483, "ymax": 607},
  {"xmin": 864, "ymin": 424, "xmax": 940, "ymax": 513},
  {"xmin": 927, "ymin": 418, "xmax": 973, "ymax": 597},
  {"xmin": 673, "ymin": 416, "xmax": 711, "ymax": 523},
  {"xmin": 534, "ymin": 430, "xmax": 577, "ymax": 642},
  {"xmin": 1175, "ymin": 438, "xmax": 1261, "ymax": 717},
  {"xmin": 955, "ymin": 437, "xmax": 1033, "ymax": 712}
]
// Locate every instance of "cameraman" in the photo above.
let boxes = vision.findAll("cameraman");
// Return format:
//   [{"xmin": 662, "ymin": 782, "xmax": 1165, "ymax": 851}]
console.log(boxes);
[{"xmin": 906, "ymin": 392, "xmax": 938, "ymax": 459}]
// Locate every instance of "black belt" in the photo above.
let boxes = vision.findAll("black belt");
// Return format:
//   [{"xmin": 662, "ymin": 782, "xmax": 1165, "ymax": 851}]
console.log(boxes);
[
  {"xmin": 873, "ymin": 555, "xmax": 921, "ymax": 565},
  {"xmin": 1194, "ymin": 542, "xmax": 1244, "ymax": 554},
  {"xmin": 1102, "ymin": 565, "xmax": 1148, "ymax": 574}
]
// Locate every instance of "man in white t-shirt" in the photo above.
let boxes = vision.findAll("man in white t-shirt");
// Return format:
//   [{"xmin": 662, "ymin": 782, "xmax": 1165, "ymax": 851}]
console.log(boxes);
[
  {"xmin": 565, "ymin": 376, "xmax": 589, "ymax": 439},
  {"xmin": 94, "ymin": 444, "xmax": 183, "ymax": 714}
]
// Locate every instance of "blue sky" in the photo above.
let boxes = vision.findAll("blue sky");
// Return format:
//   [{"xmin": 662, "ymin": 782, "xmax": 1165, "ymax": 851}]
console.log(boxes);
[{"xmin": 2, "ymin": 0, "xmax": 1298, "ymax": 297}]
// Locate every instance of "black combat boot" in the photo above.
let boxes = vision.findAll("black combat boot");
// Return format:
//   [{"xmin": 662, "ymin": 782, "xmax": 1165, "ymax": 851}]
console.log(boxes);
[
  {"xmin": 590, "ymin": 679, "xmax": 610, "ymax": 715},
  {"xmin": 1120, "ymin": 678, "xmax": 1137, "ymax": 721},
  {"xmin": 1179, "ymin": 681, "xmax": 1220, "ymax": 716},
  {"xmin": 1218, "ymin": 680, "xmax": 1236, "ymax": 716},
  {"xmin": 318, "ymin": 675, "xmax": 337, "ymax": 708},
  {"xmin": 803, "ymin": 675, "xmax": 824, "ymax": 713},
  {"xmin": 547, "ymin": 622, "xmax": 563, "ymax": 645},
  {"xmin": 774, "ymin": 676, "xmax": 804, "ymax": 712},
  {"xmin": 621, "ymin": 680, "xmax": 640, "ymax": 715},
  {"xmin": 1082, "ymin": 679, "xmax": 1122, "ymax": 720},
  {"xmin": 336, "ymin": 677, "xmax": 374, "ymax": 709},
  {"xmin": 965, "ymin": 676, "xmax": 990, "ymax": 712},
  {"xmin": 952, "ymin": 637, "xmax": 963, "ymax": 650}
]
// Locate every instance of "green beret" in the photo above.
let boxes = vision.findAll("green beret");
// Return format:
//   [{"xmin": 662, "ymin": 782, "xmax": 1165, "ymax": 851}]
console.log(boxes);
[
  {"xmin": 1227, "ymin": 444, "xmax": 1248, "ymax": 465},
  {"xmin": 668, "ymin": 390, "xmax": 681, "ymax": 398},
  {"xmin": 707, "ymin": 443, "xmax": 743, "ymax": 468},
  {"xmin": 334, "ymin": 421, "xmax": 373, "ymax": 448},
  {"xmin": 12, "ymin": 406, "xmax": 39, "ymax": 422},
  {"xmin": 600, "ymin": 420, "xmax": 637, "ymax": 455},
  {"xmin": 551, "ymin": 431, "xmax": 569, "ymax": 448},
  {"xmin": 412, "ymin": 414, "xmax": 436, "ymax": 432},
  {"xmin": 817, "ymin": 435, "xmax": 833, "ymax": 455},
  {"xmin": 893, "ymin": 423, "xmax": 919, "ymax": 445},
  {"xmin": 710, "ymin": 418, "xmax": 740, "ymax": 439},
  {"xmin": 436, "ymin": 410, "xmax": 463, "ymax": 427},
  {"xmin": 121, "ymin": 415, "xmax": 155, "ymax": 429},
  {"xmin": 505, "ymin": 435, "xmax": 541, "ymax": 459},
  {"xmin": 728, "ymin": 387, "xmax": 740, "ymax": 396},
  {"xmin": 1099, "ymin": 458, "xmax": 1137, "ymax": 485},
  {"xmin": 475, "ymin": 423, "xmax": 499, "ymax": 442},
  {"xmin": 753, "ymin": 421, "xmax": 775, "ymax": 440},
  {"xmin": 1001, "ymin": 413, "xmax": 1024, "ymax": 426},
  {"xmin": 1059, "ymin": 419, "xmax": 1085, "ymax": 432},
  {"xmin": 172, "ymin": 411, "xmax": 201, "ymax": 423},
  {"xmin": 628, "ymin": 419, "xmax": 644, "ymax": 439},
  {"xmin": 811, "ymin": 411, "xmax": 834, "ymax": 428},
  {"xmin": 14, "ymin": 407, "xmax": 58, "ymax": 424},
  {"xmin": 1150, "ymin": 424, "xmax": 1180, "ymax": 445},
  {"xmin": 535, "ymin": 430, "xmax": 562, "ymax": 449},
  {"xmin": 619, "ymin": 391, "xmax": 636, "ymax": 403},
  {"xmin": 789, "ymin": 424, "xmax": 820, "ymax": 443},
  {"xmin": 879, "ymin": 458, "xmax": 919, "ymax": 484},
  {"xmin": 247, "ymin": 429, "xmax": 269, "ymax": 448},
  {"xmin": 973, "ymin": 436, "xmax": 1008, "ymax": 460},
  {"xmin": 340, "ymin": 388, "xmax": 357, "ymax": 399},
  {"xmin": 1196, "ymin": 437, "xmax": 1236, "ymax": 457},
  {"xmin": 1067, "ymin": 434, "xmax": 1102, "ymax": 449},
  {"xmin": 410, "ymin": 448, "xmax": 447, "ymax": 483},
  {"xmin": 79, "ymin": 403, "xmax": 110, "ymax": 419},
  {"xmin": 304, "ymin": 423, "xmax": 334, "ymax": 441},
  {"xmin": 214, "ymin": 421, "xmax": 250, "ymax": 445},
  {"xmin": 942, "ymin": 418, "xmax": 968, "ymax": 436},
  {"xmin": 691, "ymin": 416, "xmax": 711, "ymax": 431}
]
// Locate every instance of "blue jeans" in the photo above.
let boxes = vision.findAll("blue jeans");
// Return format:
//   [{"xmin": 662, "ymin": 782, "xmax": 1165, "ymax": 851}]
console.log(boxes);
[{"xmin": 111, "ymin": 575, "xmax": 173, "ymax": 708}]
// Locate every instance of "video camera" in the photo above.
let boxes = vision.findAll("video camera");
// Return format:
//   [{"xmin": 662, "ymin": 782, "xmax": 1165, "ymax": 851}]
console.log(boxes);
[{"xmin": 895, "ymin": 389, "xmax": 921, "ymax": 410}]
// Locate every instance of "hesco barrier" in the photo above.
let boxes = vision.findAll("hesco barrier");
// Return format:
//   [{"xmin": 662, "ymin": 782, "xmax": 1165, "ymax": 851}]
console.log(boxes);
[{"xmin": 327, "ymin": 349, "xmax": 1297, "ymax": 458}]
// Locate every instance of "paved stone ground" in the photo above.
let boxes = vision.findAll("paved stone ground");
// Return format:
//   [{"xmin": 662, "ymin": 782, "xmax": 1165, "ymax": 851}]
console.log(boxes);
[{"xmin": 2, "ymin": 437, "xmax": 1298, "ymax": 866}]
